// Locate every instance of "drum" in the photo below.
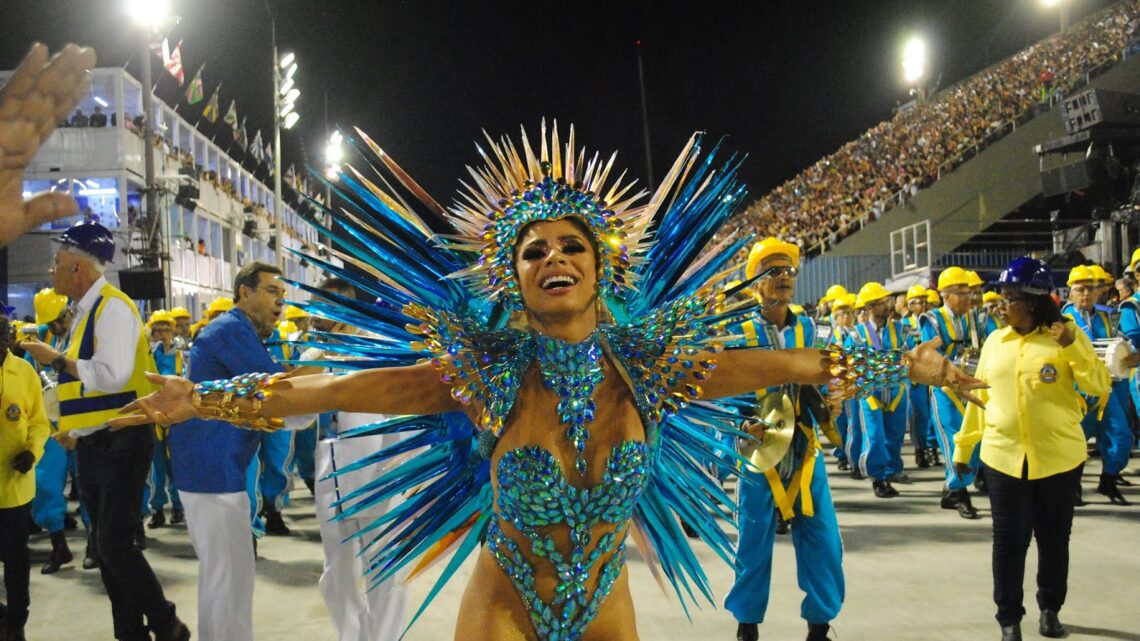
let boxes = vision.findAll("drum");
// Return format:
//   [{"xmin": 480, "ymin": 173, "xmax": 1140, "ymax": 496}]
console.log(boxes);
[
  {"xmin": 1093, "ymin": 338, "xmax": 1136, "ymax": 380},
  {"xmin": 954, "ymin": 347, "xmax": 981, "ymax": 377},
  {"xmin": 38, "ymin": 369, "xmax": 60, "ymax": 423}
]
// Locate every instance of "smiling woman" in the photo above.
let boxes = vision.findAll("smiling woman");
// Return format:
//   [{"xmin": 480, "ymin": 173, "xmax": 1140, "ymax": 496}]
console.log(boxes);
[{"xmin": 111, "ymin": 123, "xmax": 981, "ymax": 641}]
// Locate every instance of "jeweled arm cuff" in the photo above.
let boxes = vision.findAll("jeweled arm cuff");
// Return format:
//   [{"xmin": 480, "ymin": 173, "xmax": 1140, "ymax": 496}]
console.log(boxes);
[
  {"xmin": 824, "ymin": 345, "xmax": 911, "ymax": 404},
  {"xmin": 192, "ymin": 372, "xmax": 287, "ymax": 432}
]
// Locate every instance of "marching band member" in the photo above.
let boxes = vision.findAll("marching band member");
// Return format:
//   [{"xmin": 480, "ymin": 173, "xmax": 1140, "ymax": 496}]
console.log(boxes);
[
  {"xmin": 727, "ymin": 239, "xmax": 842, "ymax": 641},
  {"xmin": 145, "ymin": 311, "xmax": 184, "ymax": 527},
  {"xmin": 1063, "ymin": 266, "xmax": 1134, "ymax": 505},
  {"xmin": 829, "ymin": 294, "xmax": 859, "ymax": 473},
  {"xmin": 848, "ymin": 282, "xmax": 911, "ymax": 497},
  {"xmin": 903, "ymin": 285, "xmax": 937, "ymax": 468},
  {"xmin": 983, "ymin": 292, "xmax": 1006, "ymax": 328},
  {"xmin": 922, "ymin": 266, "xmax": 982, "ymax": 519}
]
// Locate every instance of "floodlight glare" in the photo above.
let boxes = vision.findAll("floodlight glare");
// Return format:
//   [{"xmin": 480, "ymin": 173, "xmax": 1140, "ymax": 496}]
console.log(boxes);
[
  {"xmin": 902, "ymin": 36, "xmax": 927, "ymax": 85},
  {"xmin": 278, "ymin": 52, "xmax": 295, "ymax": 69},
  {"xmin": 283, "ymin": 112, "xmax": 300, "ymax": 130},
  {"xmin": 126, "ymin": 0, "xmax": 170, "ymax": 29},
  {"xmin": 279, "ymin": 77, "xmax": 295, "ymax": 97},
  {"xmin": 1041, "ymin": 0, "xmax": 1062, "ymax": 7}
]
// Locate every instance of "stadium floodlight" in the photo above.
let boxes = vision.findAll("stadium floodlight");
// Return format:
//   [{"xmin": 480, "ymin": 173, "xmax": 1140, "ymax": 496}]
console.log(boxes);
[
  {"xmin": 325, "ymin": 130, "xmax": 344, "ymax": 165},
  {"xmin": 902, "ymin": 36, "xmax": 927, "ymax": 85},
  {"xmin": 126, "ymin": 0, "xmax": 170, "ymax": 29},
  {"xmin": 1040, "ymin": 0, "xmax": 1069, "ymax": 33}
]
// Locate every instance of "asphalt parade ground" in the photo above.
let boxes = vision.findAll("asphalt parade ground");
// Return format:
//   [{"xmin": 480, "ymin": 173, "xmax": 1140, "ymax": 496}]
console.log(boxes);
[{"xmin": 22, "ymin": 446, "xmax": 1140, "ymax": 641}]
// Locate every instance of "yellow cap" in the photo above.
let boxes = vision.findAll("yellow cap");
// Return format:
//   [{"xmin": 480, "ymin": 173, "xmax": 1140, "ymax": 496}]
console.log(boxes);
[
  {"xmin": 937, "ymin": 266, "xmax": 971, "ymax": 292},
  {"xmin": 746, "ymin": 237, "xmax": 800, "ymax": 279},
  {"xmin": 820, "ymin": 284, "xmax": 848, "ymax": 306},
  {"xmin": 831, "ymin": 293, "xmax": 856, "ymax": 311},
  {"xmin": 855, "ymin": 282, "xmax": 891, "ymax": 308},
  {"xmin": 927, "ymin": 290, "xmax": 941, "ymax": 305},
  {"xmin": 1089, "ymin": 264, "xmax": 1113, "ymax": 284},
  {"xmin": 148, "ymin": 310, "xmax": 175, "ymax": 327},
  {"xmin": 206, "ymin": 297, "xmax": 235, "ymax": 319},
  {"xmin": 1066, "ymin": 265, "xmax": 1096, "ymax": 287},
  {"xmin": 278, "ymin": 320, "xmax": 298, "ymax": 336},
  {"xmin": 283, "ymin": 305, "xmax": 308, "ymax": 321},
  {"xmin": 905, "ymin": 284, "xmax": 928, "ymax": 301},
  {"xmin": 1131, "ymin": 248, "xmax": 1140, "ymax": 273},
  {"xmin": 966, "ymin": 270, "xmax": 984, "ymax": 288},
  {"xmin": 982, "ymin": 291, "xmax": 1001, "ymax": 304},
  {"xmin": 170, "ymin": 306, "xmax": 192, "ymax": 320},
  {"xmin": 33, "ymin": 288, "xmax": 69, "ymax": 325}
]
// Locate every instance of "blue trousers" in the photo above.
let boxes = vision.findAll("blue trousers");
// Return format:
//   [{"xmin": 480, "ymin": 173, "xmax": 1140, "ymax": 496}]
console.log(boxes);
[
  {"xmin": 832, "ymin": 412, "xmax": 848, "ymax": 462},
  {"xmin": 841, "ymin": 400, "xmax": 862, "ymax": 466},
  {"xmin": 292, "ymin": 425, "xmax": 317, "ymax": 484},
  {"xmin": 725, "ymin": 451, "xmax": 845, "ymax": 625},
  {"xmin": 31, "ymin": 437, "xmax": 70, "ymax": 533},
  {"xmin": 147, "ymin": 435, "xmax": 182, "ymax": 513},
  {"xmin": 246, "ymin": 429, "xmax": 295, "ymax": 530},
  {"xmin": 909, "ymin": 383, "xmax": 935, "ymax": 449},
  {"xmin": 931, "ymin": 388, "xmax": 979, "ymax": 490},
  {"xmin": 855, "ymin": 389, "xmax": 910, "ymax": 481},
  {"xmin": 1082, "ymin": 381, "xmax": 1134, "ymax": 475}
]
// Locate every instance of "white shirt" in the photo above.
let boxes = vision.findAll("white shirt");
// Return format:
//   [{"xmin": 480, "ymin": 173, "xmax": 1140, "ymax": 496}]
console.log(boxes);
[{"xmin": 67, "ymin": 276, "xmax": 144, "ymax": 434}]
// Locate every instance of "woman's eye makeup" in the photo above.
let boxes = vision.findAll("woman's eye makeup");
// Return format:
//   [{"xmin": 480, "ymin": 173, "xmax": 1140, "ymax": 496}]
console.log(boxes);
[
  {"xmin": 522, "ymin": 246, "xmax": 547, "ymax": 260},
  {"xmin": 562, "ymin": 242, "xmax": 585, "ymax": 254}
]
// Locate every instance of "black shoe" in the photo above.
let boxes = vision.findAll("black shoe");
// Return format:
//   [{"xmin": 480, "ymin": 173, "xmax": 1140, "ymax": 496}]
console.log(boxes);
[
  {"xmin": 151, "ymin": 614, "xmax": 191, "ymax": 641},
  {"xmin": 940, "ymin": 489, "xmax": 959, "ymax": 510},
  {"xmin": 775, "ymin": 512, "xmax": 790, "ymax": 535},
  {"xmin": 806, "ymin": 622, "xmax": 831, "ymax": 640},
  {"xmin": 262, "ymin": 506, "xmax": 290, "ymax": 536},
  {"xmin": 1098, "ymin": 473, "xmax": 1130, "ymax": 505},
  {"xmin": 836, "ymin": 458, "xmax": 850, "ymax": 471},
  {"xmin": 916, "ymin": 448, "xmax": 931, "ymax": 468},
  {"xmin": 955, "ymin": 490, "xmax": 979, "ymax": 520},
  {"xmin": 1073, "ymin": 487, "xmax": 1086, "ymax": 507},
  {"xmin": 1000, "ymin": 623, "xmax": 1022, "ymax": 641},
  {"xmin": 736, "ymin": 622, "xmax": 758, "ymax": 641},
  {"xmin": 82, "ymin": 554, "xmax": 98, "ymax": 570},
  {"xmin": 133, "ymin": 523, "xmax": 146, "ymax": 550},
  {"xmin": 1039, "ymin": 610, "xmax": 1065, "ymax": 638},
  {"xmin": 873, "ymin": 480, "xmax": 899, "ymax": 498},
  {"xmin": 889, "ymin": 472, "xmax": 912, "ymax": 484},
  {"xmin": 1114, "ymin": 474, "xmax": 1133, "ymax": 487},
  {"xmin": 148, "ymin": 508, "xmax": 166, "ymax": 529},
  {"xmin": 931, "ymin": 449, "xmax": 943, "ymax": 466},
  {"xmin": 304, "ymin": 478, "xmax": 315, "ymax": 495},
  {"xmin": 40, "ymin": 531, "xmax": 73, "ymax": 575},
  {"xmin": 849, "ymin": 468, "xmax": 865, "ymax": 481},
  {"xmin": 63, "ymin": 514, "xmax": 78, "ymax": 531},
  {"xmin": 0, "ymin": 624, "xmax": 27, "ymax": 641},
  {"xmin": 170, "ymin": 508, "xmax": 185, "ymax": 525}
]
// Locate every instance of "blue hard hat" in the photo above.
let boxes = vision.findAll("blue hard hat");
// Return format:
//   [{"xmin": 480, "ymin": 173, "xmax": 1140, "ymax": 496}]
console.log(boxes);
[
  {"xmin": 994, "ymin": 257, "xmax": 1053, "ymax": 296},
  {"xmin": 54, "ymin": 220, "xmax": 115, "ymax": 263}
]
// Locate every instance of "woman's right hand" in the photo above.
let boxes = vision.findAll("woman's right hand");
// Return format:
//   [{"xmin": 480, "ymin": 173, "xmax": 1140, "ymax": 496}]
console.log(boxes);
[{"xmin": 109, "ymin": 372, "xmax": 197, "ymax": 428}]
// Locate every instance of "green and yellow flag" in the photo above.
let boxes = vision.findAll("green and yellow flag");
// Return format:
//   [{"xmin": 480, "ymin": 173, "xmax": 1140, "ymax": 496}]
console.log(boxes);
[
  {"xmin": 202, "ymin": 86, "xmax": 220, "ymax": 122},
  {"xmin": 184, "ymin": 64, "xmax": 205, "ymax": 105}
]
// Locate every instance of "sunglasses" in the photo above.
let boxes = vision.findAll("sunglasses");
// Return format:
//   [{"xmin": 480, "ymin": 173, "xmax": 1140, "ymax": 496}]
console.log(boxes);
[{"xmin": 760, "ymin": 266, "xmax": 799, "ymax": 279}]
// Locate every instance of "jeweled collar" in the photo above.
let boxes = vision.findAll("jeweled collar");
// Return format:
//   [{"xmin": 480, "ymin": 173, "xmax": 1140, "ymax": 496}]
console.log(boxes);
[{"xmin": 534, "ymin": 329, "xmax": 605, "ymax": 475}]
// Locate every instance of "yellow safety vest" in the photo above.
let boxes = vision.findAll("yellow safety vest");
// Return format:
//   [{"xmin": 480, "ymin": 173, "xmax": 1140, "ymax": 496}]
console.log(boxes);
[{"xmin": 58, "ymin": 283, "xmax": 156, "ymax": 432}]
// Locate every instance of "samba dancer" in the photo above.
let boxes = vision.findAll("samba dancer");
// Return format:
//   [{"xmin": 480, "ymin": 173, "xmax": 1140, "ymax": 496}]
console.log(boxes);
[{"xmin": 112, "ymin": 125, "xmax": 981, "ymax": 641}]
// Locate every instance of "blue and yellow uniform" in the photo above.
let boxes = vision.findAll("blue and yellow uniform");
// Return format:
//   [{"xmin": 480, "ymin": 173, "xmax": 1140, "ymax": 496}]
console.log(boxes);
[
  {"xmin": 25, "ymin": 324, "xmax": 79, "ymax": 535},
  {"xmin": 146, "ymin": 336, "xmax": 183, "ymax": 519},
  {"xmin": 903, "ymin": 311, "xmax": 937, "ymax": 459},
  {"xmin": 846, "ymin": 314, "xmax": 911, "ymax": 482},
  {"xmin": 244, "ymin": 322, "xmax": 298, "ymax": 530},
  {"xmin": 920, "ymin": 303, "xmax": 982, "ymax": 491},
  {"xmin": 725, "ymin": 308, "xmax": 844, "ymax": 629}
]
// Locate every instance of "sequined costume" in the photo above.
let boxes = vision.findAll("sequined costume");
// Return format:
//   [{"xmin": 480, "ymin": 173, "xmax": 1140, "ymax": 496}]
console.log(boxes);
[{"xmin": 189, "ymin": 124, "xmax": 908, "ymax": 641}]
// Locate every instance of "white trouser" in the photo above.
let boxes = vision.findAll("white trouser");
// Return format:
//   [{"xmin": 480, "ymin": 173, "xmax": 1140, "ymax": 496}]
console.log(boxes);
[
  {"xmin": 316, "ymin": 415, "xmax": 407, "ymax": 641},
  {"xmin": 180, "ymin": 490, "xmax": 256, "ymax": 641}
]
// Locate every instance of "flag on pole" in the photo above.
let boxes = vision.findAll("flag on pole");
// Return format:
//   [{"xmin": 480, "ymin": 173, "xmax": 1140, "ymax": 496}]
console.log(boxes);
[
  {"xmin": 202, "ymin": 87, "xmax": 221, "ymax": 122},
  {"xmin": 251, "ymin": 130, "xmax": 264, "ymax": 161},
  {"xmin": 265, "ymin": 140, "xmax": 273, "ymax": 166},
  {"xmin": 164, "ymin": 39, "xmax": 184, "ymax": 85},
  {"xmin": 237, "ymin": 117, "xmax": 249, "ymax": 150},
  {"xmin": 149, "ymin": 35, "xmax": 167, "ymax": 62},
  {"xmin": 185, "ymin": 65, "xmax": 206, "ymax": 105},
  {"xmin": 223, "ymin": 100, "xmax": 238, "ymax": 136}
]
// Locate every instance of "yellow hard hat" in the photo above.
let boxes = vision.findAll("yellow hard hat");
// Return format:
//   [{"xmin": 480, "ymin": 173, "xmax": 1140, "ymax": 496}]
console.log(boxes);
[
  {"xmin": 982, "ymin": 291, "xmax": 1001, "ymax": 304},
  {"xmin": 820, "ymin": 284, "xmax": 848, "ymax": 306},
  {"xmin": 746, "ymin": 237, "xmax": 800, "ymax": 279},
  {"xmin": 1089, "ymin": 264, "xmax": 1113, "ymax": 284},
  {"xmin": 905, "ymin": 284, "xmax": 928, "ymax": 301},
  {"xmin": 1066, "ymin": 265, "xmax": 1096, "ymax": 287},
  {"xmin": 927, "ymin": 290, "xmax": 941, "ymax": 305},
  {"xmin": 206, "ymin": 297, "xmax": 235, "ymax": 319},
  {"xmin": 278, "ymin": 320, "xmax": 298, "ymax": 336},
  {"xmin": 831, "ymin": 293, "xmax": 855, "ymax": 311},
  {"xmin": 789, "ymin": 303, "xmax": 804, "ymax": 315},
  {"xmin": 937, "ymin": 266, "xmax": 971, "ymax": 292},
  {"xmin": 170, "ymin": 306, "xmax": 192, "ymax": 320},
  {"xmin": 1131, "ymin": 248, "xmax": 1140, "ymax": 273},
  {"xmin": 283, "ymin": 305, "xmax": 308, "ymax": 321},
  {"xmin": 966, "ymin": 270, "xmax": 984, "ymax": 288},
  {"xmin": 855, "ymin": 282, "xmax": 891, "ymax": 308},
  {"xmin": 148, "ymin": 309, "xmax": 175, "ymax": 327},
  {"xmin": 33, "ymin": 288, "xmax": 69, "ymax": 325}
]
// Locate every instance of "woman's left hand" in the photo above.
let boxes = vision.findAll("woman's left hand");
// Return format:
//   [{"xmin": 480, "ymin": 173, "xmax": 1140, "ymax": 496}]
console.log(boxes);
[{"xmin": 907, "ymin": 338, "xmax": 987, "ymax": 407}]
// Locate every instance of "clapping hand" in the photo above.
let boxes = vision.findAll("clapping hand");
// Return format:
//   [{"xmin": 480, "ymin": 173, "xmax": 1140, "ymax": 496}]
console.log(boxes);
[
  {"xmin": 907, "ymin": 338, "xmax": 987, "ymax": 407},
  {"xmin": 0, "ymin": 43, "xmax": 96, "ymax": 245}
]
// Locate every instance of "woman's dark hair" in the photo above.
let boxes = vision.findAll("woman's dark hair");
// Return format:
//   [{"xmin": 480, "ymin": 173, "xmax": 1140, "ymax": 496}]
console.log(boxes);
[{"xmin": 1028, "ymin": 293, "xmax": 1063, "ymax": 327}]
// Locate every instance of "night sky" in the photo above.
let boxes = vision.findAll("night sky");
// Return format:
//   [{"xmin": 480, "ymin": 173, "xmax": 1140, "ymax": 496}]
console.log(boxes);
[{"xmin": 0, "ymin": 0, "xmax": 1116, "ymax": 206}]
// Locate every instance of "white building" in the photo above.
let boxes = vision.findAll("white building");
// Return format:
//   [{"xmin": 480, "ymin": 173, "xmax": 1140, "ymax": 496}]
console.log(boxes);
[{"xmin": 0, "ymin": 66, "xmax": 332, "ymax": 322}]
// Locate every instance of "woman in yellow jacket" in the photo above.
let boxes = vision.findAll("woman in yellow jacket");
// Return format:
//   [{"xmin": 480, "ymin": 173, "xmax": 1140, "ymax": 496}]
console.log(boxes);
[
  {"xmin": 0, "ymin": 313, "xmax": 51, "ymax": 638},
  {"xmin": 954, "ymin": 258, "xmax": 1110, "ymax": 641}
]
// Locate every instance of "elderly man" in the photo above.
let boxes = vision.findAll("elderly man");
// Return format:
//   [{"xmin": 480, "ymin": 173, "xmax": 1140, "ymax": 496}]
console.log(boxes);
[
  {"xmin": 725, "ymin": 239, "xmax": 842, "ymax": 641},
  {"xmin": 169, "ymin": 261, "xmax": 310, "ymax": 641},
  {"xmin": 20, "ymin": 221, "xmax": 188, "ymax": 641},
  {"xmin": 0, "ymin": 312, "xmax": 51, "ymax": 641}
]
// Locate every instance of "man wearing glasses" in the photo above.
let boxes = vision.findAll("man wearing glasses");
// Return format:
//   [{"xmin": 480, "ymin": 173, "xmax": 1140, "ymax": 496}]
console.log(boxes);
[
  {"xmin": 921, "ymin": 266, "xmax": 983, "ymax": 519},
  {"xmin": 168, "ymin": 261, "xmax": 304, "ymax": 641},
  {"xmin": 726, "ymin": 238, "xmax": 843, "ymax": 641},
  {"xmin": 1063, "ymin": 266, "xmax": 1134, "ymax": 505}
]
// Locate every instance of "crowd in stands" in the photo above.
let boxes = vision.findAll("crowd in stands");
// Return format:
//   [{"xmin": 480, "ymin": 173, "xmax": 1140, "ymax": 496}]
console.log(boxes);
[{"xmin": 722, "ymin": 0, "xmax": 1140, "ymax": 258}]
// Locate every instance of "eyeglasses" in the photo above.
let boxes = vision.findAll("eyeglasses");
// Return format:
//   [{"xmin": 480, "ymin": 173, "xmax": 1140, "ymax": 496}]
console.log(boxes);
[
  {"xmin": 1069, "ymin": 285, "xmax": 1098, "ymax": 294},
  {"xmin": 1001, "ymin": 294, "xmax": 1031, "ymax": 305},
  {"xmin": 259, "ymin": 286, "xmax": 286, "ymax": 297},
  {"xmin": 761, "ymin": 266, "xmax": 799, "ymax": 279}
]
